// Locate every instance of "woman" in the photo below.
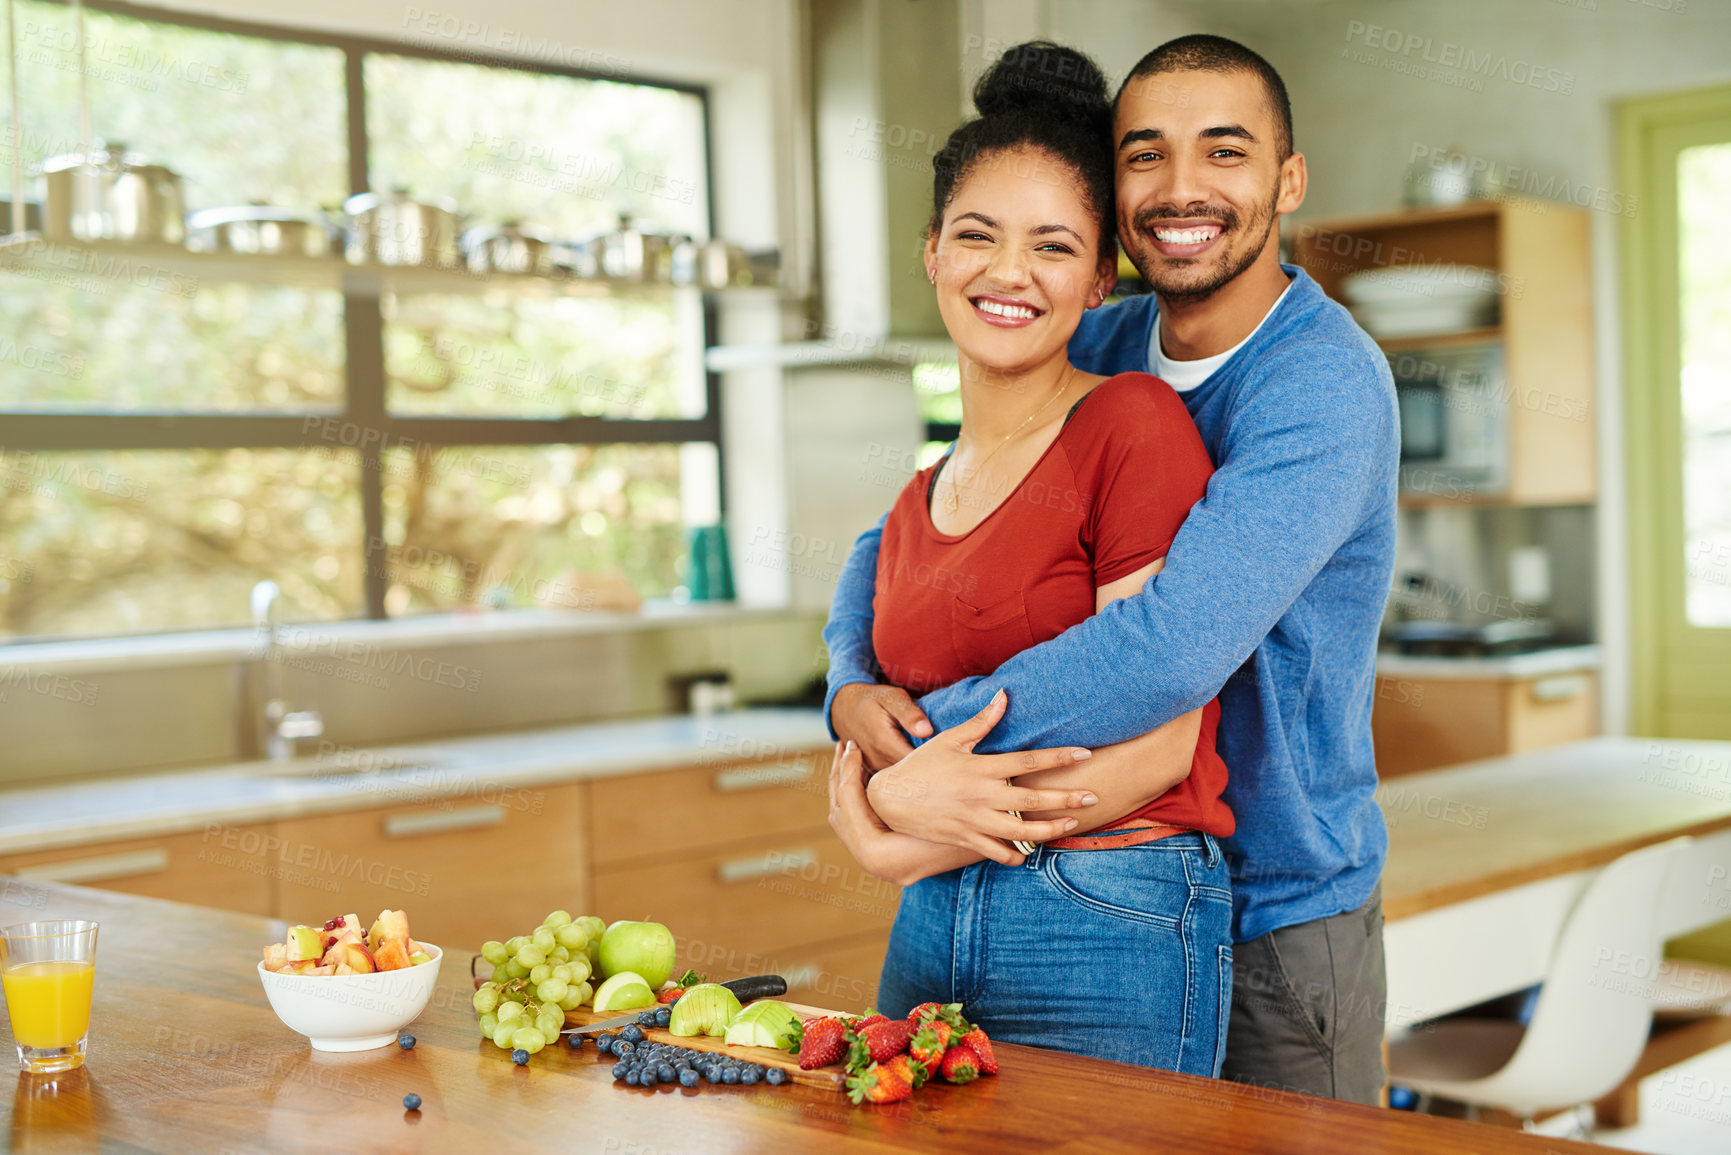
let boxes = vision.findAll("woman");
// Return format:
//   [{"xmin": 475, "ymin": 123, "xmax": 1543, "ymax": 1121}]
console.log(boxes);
[{"xmin": 826, "ymin": 42, "xmax": 1235, "ymax": 1076}]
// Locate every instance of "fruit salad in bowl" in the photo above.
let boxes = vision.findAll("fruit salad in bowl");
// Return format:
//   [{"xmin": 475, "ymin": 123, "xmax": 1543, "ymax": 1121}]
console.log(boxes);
[{"xmin": 257, "ymin": 909, "xmax": 441, "ymax": 1051}]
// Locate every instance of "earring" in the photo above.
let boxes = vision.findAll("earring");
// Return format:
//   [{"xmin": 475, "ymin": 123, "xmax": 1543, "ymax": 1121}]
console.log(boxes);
[{"xmin": 927, "ymin": 268, "xmax": 936, "ymax": 283}]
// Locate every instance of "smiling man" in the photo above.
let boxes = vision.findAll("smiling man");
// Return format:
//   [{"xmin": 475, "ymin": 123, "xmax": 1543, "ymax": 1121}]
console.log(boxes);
[{"xmin": 823, "ymin": 35, "xmax": 1400, "ymax": 1102}]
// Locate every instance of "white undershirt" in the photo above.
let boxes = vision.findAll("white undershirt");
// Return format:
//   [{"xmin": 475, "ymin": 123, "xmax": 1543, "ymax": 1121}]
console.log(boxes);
[{"xmin": 1149, "ymin": 282, "xmax": 1294, "ymax": 392}]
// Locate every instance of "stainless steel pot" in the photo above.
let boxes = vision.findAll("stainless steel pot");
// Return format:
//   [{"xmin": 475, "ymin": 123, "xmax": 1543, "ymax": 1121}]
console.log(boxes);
[
  {"xmin": 462, "ymin": 220, "xmax": 554, "ymax": 276},
  {"xmin": 186, "ymin": 205, "xmax": 338, "ymax": 258},
  {"xmin": 600, "ymin": 215, "xmax": 672, "ymax": 283},
  {"xmin": 40, "ymin": 145, "xmax": 185, "ymax": 244},
  {"xmin": 343, "ymin": 189, "xmax": 461, "ymax": 268}
]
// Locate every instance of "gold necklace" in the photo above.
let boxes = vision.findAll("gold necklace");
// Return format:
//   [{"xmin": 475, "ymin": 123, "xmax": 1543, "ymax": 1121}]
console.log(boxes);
[{"xmin": 942, "ymin": 364, "xmax": 1077, "ymax": 514}]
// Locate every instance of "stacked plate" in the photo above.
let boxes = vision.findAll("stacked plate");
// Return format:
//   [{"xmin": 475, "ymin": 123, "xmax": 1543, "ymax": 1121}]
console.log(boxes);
[{"xmin": 1341, "ymin": 264, "xmax": 1501, "ymax": 338}]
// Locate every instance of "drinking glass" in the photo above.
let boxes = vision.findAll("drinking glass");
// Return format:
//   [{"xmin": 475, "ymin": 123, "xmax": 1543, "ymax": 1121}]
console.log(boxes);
[{"xmin": 0, "ymin": 921, "xmax": 100, "ymax": 1074}]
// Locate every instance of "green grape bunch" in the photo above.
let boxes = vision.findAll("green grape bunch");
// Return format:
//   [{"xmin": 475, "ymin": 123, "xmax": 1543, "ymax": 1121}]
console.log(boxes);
[{"xmin": 471, "ymin": 910, "xmax": 608, "ymax": 1059}]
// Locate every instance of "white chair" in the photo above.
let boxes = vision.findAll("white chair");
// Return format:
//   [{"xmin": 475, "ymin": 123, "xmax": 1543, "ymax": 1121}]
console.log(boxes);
[{"xmin": 1388, "ymin": 836, "xmax": 1691, "ymax": 1134}]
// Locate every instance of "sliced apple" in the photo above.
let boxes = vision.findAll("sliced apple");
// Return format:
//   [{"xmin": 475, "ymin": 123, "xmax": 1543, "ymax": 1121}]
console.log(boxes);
[
  {"xmin": 374, "ymin": 939, "xmax": 412, "ymax": 971},
  {"xmin": 591, "ymin": 971, "xmax": 656, "ymax": 1012},
  {"xmin": 367, "ymin": 909, "xmax": 410, "ymax": 951},
  {"xmin": 286, "ymin": 925, "xmax": 323, "ymax": 962},
  {"xmin": 263, "ymin": 942, "xmax": 288, "ymax": 971},
  {"xmin": 335, "ymin": 963, "xmax": 358, "ymax": 975}
]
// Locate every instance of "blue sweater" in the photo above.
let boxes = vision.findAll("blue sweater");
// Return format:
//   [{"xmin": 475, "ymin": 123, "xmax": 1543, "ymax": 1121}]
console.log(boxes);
[{"xmin": 823, "ymin": 266, "xmax": 1399, "ymax": 942}]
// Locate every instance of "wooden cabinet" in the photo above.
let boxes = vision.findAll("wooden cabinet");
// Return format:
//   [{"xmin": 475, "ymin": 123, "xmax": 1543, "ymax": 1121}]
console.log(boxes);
[
  {"xmin": 590, "ymin": 748, "xmax": 893, "ymax": 1000},
  {"xmin": 0, "ymin": 740, "xmax": 893, "ymax": 1006},
  {"xmin": 273, "ymin": 783, "xmax": 589, "ymax": 952},
  {"xmin": 0, "ymin": 824, "xmax": 276, "ymax": 915},
  {"xmin": 1373, "ymin": 669, "xmax": 1599, "ymax": 777},
  {"xmin": 1292, "ymin": 197, "xmax": 1596, "ymax": 507}
]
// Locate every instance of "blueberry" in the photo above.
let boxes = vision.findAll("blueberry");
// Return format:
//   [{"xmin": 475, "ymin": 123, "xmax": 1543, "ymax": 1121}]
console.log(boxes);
[
  {"xmin": 612, "ymin": 1062, "xmax": 628, "ymax": 1080},
  {"xmin": 402, "ymin": 1093, "xmax": 422, "ymax": 1111},
  {"xmin": 655, "ymin": 1008, "xmax": 673, "ymax": 1028},
  {"xmin": 679, "ymin": 1068, "xmax": 699, "ymax": 1088},
  {"xmin": 722, "ymin": 1068, "xmax": 740, "ymax": 1085},
  {"xmin": 766, "ymin": 1068, "xmax": 787, "ymax": 1086},
  {"xmin": 657, "ymin": 1062, "xmax": 674, "ymax": 1081},
  {"xmin": 624, "ymin": 1070, "xmax": 639, "ymax": 1086},
  {"xmin": 621, "ymin": 1025, "xmax": 644, "ymax": 1043},
  {"xmin": 596, "ymin": 1034, "xmax": 614, "ymax": 1053},
  {"xmin": 613, "ymin": 1041, "xmax": 634, "ymax": 1058},
  {"xmin": 706, "ymin": 1068, "xmax": 724, "ymax": 1084},
  {"xmin": 511, "ymin": 1049, "xmax": 530, "ymax": 1066},
  {"xmin": 566, "ymin": 1033, "xmax": 584, "ymax": 1050},
  {"xmin": 640, "ymin": 1070, "xmax": 658, "ymax": 1088},
  {"xmin": 398, "ymin": 1034, "xmax": 416, "ymax": 1051},
  {"xmin": 740, "ymin": 1069, "xmax": 760, "ymax": 1086}
]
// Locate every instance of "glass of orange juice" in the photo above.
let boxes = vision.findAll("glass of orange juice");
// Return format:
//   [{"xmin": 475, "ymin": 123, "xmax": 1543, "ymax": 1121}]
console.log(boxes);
[{"xmin": 0, "ymin": 921, "xmax": 99, "ymax": 1074}]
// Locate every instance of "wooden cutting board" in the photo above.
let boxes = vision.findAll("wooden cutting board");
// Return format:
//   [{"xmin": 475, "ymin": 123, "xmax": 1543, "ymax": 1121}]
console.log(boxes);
[{"xmin": 560, "ymin": 999, "xmax": 848, "ymax": 1091}]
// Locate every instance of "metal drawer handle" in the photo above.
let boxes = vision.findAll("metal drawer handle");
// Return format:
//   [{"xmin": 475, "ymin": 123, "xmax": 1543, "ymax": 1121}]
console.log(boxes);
[
  {"xmin": 1531, "ymin": 674, "xmax": 1588, "ymax": 702},
  {"xmin": 714, "ymin": 763, "xmax": 815, "ymax": 792},
  {"xmin": 716, "ymin": 848, "xmax": 817, "ymax": 884},
  {"xmin": 16, "ymin": 849, "xmax": 169, "ymax": 884},
  {"xmin": 383, "ymin": 804, "xmax": 505, "ymax": 838}
]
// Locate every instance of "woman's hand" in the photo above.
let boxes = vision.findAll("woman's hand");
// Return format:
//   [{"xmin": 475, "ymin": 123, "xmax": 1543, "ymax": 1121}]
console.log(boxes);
[
  {"xmin": 829, "ymin": 739, "xmax": 1001, "ymax": 887},
  {"xmin": 864, "ymin": 690, "xmax": 1101, "ymax": 864}
]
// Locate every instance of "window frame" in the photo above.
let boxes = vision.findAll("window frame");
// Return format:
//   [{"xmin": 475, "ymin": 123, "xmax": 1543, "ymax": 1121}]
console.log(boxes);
[{"xmin": 1, "ymin": 0, "xmax": 724, "ymax": 622}]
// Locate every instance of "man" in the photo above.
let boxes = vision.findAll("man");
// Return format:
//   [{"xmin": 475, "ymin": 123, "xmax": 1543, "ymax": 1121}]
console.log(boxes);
[{"xmin": 823, "ymin": 35, "xmax": 1398, "ymax": 1104}]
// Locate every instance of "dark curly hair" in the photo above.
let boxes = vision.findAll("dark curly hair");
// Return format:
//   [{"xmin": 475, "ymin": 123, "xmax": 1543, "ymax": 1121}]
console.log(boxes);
[{"xmin": 929, "ymin": 41, "xmax": 1115, "ymax": 248}]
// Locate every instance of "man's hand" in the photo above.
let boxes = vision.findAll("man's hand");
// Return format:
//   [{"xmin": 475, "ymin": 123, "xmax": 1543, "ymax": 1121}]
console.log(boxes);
[
  {"xmin": 865, "ymin": 690, "xmax": 1099, "ymax": 865},
  {"xmin": 830, "ymin": 683, "xmax": 934, "ymax": 771}
]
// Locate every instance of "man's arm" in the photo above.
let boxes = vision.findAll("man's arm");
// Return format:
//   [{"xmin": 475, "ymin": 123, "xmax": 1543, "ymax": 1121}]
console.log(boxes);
[{"xmin": 911, "ymin": 348, "xmax": 1397, "ymax": 752}]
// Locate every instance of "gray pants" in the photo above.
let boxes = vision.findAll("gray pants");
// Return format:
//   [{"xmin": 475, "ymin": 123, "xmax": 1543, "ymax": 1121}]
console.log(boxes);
[{"xmin": 1220, "ymin": 882, "xmax": 1388, "ymax": 1105}]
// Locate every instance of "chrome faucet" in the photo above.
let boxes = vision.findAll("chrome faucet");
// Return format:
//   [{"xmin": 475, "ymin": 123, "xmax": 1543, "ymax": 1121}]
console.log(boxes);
[{"xmin": 251, "ymin": 580, "xmax": 324, "ymax": 761}]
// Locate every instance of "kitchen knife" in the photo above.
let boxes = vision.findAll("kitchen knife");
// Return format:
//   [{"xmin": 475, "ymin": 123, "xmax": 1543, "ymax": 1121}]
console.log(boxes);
[{"xmin": 561, "ymin": 974, "xmax": 788, "ymax": 1036}]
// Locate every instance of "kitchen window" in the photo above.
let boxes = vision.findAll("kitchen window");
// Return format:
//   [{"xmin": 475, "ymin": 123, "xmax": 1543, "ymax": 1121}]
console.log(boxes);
[{"xmin": 0, "ymin": 0, "xmax": 719, "ymax": 639}]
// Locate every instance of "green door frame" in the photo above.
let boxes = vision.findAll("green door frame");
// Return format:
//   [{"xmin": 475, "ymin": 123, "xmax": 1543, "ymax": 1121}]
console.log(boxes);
[{"xmin": 1617, "ymin": 84, "xmax": 1731, "ymax": 737}]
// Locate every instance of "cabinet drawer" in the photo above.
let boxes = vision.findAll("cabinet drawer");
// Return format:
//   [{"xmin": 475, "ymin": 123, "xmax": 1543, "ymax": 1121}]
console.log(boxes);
[
  {"xmin": 676, "ymin": 931, "xmax": 890, "ymax": 1016},
  {"xmin": 1372, "ymin": 677, "xmax": 1508, "ymax": 778},
  {"xmin": 272, "ymin": 782, "xmax": 587, "ymax": 952},
  {"xmin": 0, "ymin": 825, "xmax": 275, "ymax": 916},
  {"xmin": 591, "ymin": 830, "xmax": 898, "ymax": 962},
  {"xmin": 589, "ymin": 749, "xmax": 829, "ymax": 867},
  {"xmin": 1509, "ymin": 671, "xmax": 1598, "ymax": 752}
]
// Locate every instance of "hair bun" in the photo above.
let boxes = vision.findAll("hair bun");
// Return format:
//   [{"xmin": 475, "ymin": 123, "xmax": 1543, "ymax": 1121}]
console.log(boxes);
[{"xmin": 972, "ymin": 41, "xmax": 1110, "ymax": 128}]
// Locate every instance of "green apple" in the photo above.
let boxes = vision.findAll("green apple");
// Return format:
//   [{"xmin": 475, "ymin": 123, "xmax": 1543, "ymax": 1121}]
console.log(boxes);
[
  {"xmin": 668, "ymin": 983, "xmax": 742, "ymax": 1038},
  {"xmin": 591, "ymin": 971, "xmax": 656, "ymax": 1012},
  {"xmin": 596, "ymin": 920, "xmax": 676, "ymax": 988},
  {"xmin": 722, "ymin": 1000, "xmax": 801, "ymax": 1049},
  {"xmin": 285, "ymin": 925, "xmax": 322, "ymax": 962}
]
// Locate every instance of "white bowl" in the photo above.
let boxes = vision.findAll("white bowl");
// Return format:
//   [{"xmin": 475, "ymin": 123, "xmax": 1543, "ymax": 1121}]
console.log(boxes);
[{"xmin": 257, "ymin": 944, "xmax": 443, "ymax": 1052}]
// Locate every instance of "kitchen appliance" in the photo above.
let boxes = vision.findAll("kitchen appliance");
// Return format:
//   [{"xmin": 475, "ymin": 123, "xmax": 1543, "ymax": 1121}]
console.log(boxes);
[
  {"xmin": 186, "ymin": 205, "xmax": 338, "ymax": 258},
  {"xmin": 1388, "ymin": 342, "xmax": 1509, "ymax": 496},
  {"xmin": 343, "ymin": 188, "xmax": 461, "ymax": 268},
  {"xmin": 40, "ymin": 145, "xmax": 186, "ymax": 244},
  {"xmin": 462, "ymin": 220, "xmax": 555, "ymax": 276},
  {"xmin": 599, "ymin": 214, "xmax": 669, "ymax": 282},
  {"xmin": 1385, "ymin": 617, "xmax": 1556, "ymax": 657},
  {"xmin": 1341, "ymin": 263, "xmax": 1500, "ymax": 339}
]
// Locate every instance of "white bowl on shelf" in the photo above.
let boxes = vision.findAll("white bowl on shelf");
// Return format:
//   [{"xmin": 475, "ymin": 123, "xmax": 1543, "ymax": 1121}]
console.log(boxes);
[
  {"xmin": 1342, "ymin": 264, "xmax": 1501, "ymax": 338},
  {"xmin": 256, "ymin": 943, "xmax": 443, "ymax": 1052}
]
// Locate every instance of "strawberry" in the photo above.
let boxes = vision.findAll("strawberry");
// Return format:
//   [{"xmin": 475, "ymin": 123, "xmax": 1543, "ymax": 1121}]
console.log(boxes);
[
  {"xmin": 847, "ymin": 1054, "xmax": 924, "ymax": 1104},
  {"xmin": 855, "ymin": 1013, "xmax": 891, "ymax": 1032},
  {"xmin": 795, "ymin": 1016, "xmax": 853, "ymax": 1070},
  {"xmin": 658, "ymin": 969, "xmax": 704, "ymax": 1002},
  {"xmin": 909, "ymin": 1021, "xmax": 952, "ymax": 1066},
  {"xmin": 851, "ymin": 1019, "xmax": 916, "ymax": 1068},
  {"xmin": 905, "ymin": 1001, "xmax": 944, "ymax": 1023},
  {"xmin": 939, "ymin": 1044, "xmax": 981, "ymax": 1084},
  {"xmin": 958, "ymin": 1028, "xmax": 998, "ymax": 1075}
]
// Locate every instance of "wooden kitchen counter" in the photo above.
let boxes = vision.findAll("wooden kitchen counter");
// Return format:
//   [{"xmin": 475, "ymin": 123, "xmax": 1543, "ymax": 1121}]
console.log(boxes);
[
  {"xmin": 0, "ymin": 880, "xmax": 1589, "ymax": 1154},
  {"xmin": 1381, "ymin": 736, "xmax": 1731, "ymax": 920}
]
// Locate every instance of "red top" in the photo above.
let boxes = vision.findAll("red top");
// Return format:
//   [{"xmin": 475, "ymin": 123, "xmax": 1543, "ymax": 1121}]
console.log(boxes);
[{"xmin": 872, "ymin": 371, "xmax": 1234, "ymax": 845}]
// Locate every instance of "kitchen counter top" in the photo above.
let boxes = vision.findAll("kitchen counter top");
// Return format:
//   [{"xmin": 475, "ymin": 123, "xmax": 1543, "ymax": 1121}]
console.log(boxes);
[
  {"xmin": 0, "ymin": 879, "xmax": 1595, "ymax": 1155},
  {"xmin": 1373, "ymin": 644, "xmax": 1600, "ymax": 681},
  {"xmin": 1379, "ymin": 735, "xmax": 1731, "ymax": 920},
  {"xmin": 0, "ymin": 708, "xmax": 830, "ymax": 857}
]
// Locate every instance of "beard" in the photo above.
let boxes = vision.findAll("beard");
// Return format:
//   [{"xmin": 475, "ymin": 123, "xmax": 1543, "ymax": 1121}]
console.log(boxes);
[{"xmin": 1125, "ymin": 180, "xmax": 1281, "ymax": 304}]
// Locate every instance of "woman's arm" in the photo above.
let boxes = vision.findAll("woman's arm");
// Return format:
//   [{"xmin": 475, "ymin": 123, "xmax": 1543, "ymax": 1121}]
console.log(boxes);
[
  {"xmin": 829, "ymin": 739, "xmax": 984, "ymax": 887},
  {"xmin": 1014, "ymin": 556, "xmax": 1200, "ymax": 828}
]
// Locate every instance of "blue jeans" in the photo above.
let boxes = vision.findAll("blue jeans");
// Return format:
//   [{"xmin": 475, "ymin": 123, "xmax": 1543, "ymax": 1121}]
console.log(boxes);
[{"xmin": 877, "ymin": 832, "xmax": 1233, "ymax": 1076}]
